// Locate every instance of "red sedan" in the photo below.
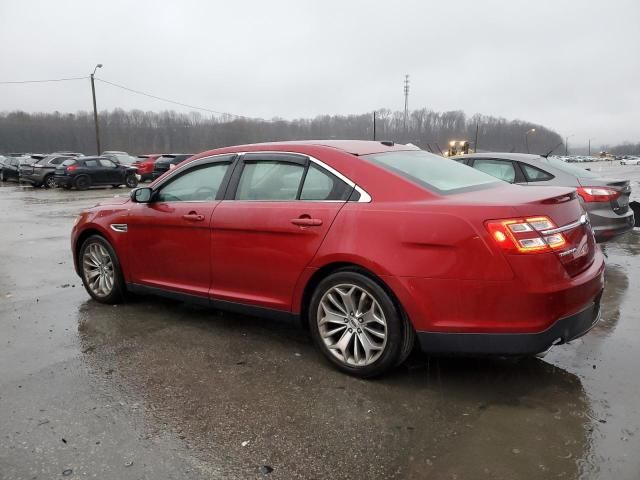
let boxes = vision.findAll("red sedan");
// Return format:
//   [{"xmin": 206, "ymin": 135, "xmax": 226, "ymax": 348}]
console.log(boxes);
[{"xmin": 71, "ymin": 141, "xmax": 605, "ymax": 377}]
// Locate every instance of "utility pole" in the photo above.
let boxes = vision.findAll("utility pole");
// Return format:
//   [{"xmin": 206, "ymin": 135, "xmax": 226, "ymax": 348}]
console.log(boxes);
[
  {"xmin": 565, "ymin": 136, "xmax": 569, "ymax": 155},
  {"xmin": 373, "ymin": 111, "xmax": 376, "ymax": 141},
  {"xmin": 588, "ymin": 138, "xmax": 591, "ymax": 156},
  {"xmin": 90, "ymin": 64, "xmax": 103, "ymax": 155},
  {"xmin": 403, "ymin": 74, "xmax": 409, "ymax": 142},
  {"xmin": 474, "ymin": 122, "xmax": 479, "ymax": 153}
]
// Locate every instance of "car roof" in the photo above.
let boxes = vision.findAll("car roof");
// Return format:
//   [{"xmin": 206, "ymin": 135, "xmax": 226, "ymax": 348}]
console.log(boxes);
[{"xmin": 198, "ymin": 140, "xmax": 420, "ymax": 158}]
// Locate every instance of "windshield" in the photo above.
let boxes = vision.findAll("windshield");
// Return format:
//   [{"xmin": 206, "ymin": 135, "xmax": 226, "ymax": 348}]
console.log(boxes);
[
  {"xmin": 544, "ymin": 157, "xmax": 600, "ymax": 178},
  {"xmin": 363, "ymin": 150, "xmax": 500, "ymax": 194}
]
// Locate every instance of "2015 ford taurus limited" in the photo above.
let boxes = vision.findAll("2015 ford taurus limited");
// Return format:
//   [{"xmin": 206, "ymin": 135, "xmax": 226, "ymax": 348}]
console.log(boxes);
[{"xmin": 71, "ymin": 140, "xmax": 605, "ymax": 377}]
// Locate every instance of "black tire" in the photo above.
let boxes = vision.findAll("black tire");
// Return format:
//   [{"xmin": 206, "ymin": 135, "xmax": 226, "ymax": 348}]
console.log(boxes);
[
  {"xmin": 78, "ymin": 235, "xmax": 127, "ymax": 304},
  {"xmin": 43, "ymin": 174, "xmax": 56, "ymax": 189},
  {"xmin": 308, "ymin": 268, "xmax": 407, "ymax": 378},
  {"xmin": 74, "ymin": 175, "xmax": 91, "ymax": 190},
  {"xmin": 125, "ymin": 174, "xmax": 138, "ymax": 188}
]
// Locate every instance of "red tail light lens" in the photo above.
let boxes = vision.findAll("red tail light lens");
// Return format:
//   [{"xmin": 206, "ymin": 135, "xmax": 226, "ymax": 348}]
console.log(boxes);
[
  {"xmin": 66, "ymin": 165, "xmax": 78, "ymax": 172},
  {"xmin": 486, "ymin": 216, "xmax": 567, "ymax": 254},
  {"xmin": 576, "ymin": 187, "xmax": 620, "ymax": 202}
]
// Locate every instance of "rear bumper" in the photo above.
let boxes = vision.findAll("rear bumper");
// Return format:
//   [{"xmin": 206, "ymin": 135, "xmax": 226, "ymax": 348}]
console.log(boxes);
[
  {"xmin": 589, "ymin": 208, "xmax": 634, "ymax": 242},
  {"xmin": 417, "ymin": 293, "xmax": 602, "ymax": 355}
]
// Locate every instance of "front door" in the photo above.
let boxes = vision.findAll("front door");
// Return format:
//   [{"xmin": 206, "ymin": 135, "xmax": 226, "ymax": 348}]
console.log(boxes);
[
  {"xmin": 127, "ymin": 158, "xmax": 234, "ymax": 297},
  {"xmin": 211, "ymin": 153, "xmax": 352, "ymax": 311}
]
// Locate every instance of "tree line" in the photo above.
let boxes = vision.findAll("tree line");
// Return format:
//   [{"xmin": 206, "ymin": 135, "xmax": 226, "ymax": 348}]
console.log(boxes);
[{"xmin": 0, "ymin": 108, "xmax": 565, "ymax": 156}]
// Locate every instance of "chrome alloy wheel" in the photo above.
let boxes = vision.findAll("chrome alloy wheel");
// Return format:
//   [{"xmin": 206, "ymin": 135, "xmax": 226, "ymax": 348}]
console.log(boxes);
[
  {"xmin": 82, "ymin": 242, "xmax": 115, "ymax": 297},
  {"xmin": 317, "ymin": 284, "xmax": 388, "ymax": 367}
]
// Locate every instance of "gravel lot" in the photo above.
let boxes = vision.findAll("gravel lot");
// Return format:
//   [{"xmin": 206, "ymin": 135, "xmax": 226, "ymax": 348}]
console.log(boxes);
[{"xmin": 1, "ymin": 161, "xmax": 639, "ymax": 479}]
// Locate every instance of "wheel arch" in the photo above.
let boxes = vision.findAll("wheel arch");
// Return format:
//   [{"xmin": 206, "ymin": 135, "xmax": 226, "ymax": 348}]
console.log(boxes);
[
  {"xmin": 73, "ymin": 225, "xmax": 114, "ymax": 275},
  {"xmin": 297, "ymin": 260, "xmax": 411, "ymax": 333}
]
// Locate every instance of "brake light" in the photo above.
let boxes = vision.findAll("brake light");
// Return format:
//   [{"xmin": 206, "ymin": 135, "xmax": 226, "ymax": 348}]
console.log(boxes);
[
  {"xmin": 576, "ymin": 187, "xmax": 620, "ymax": 202},
  {"xmin": 67, "ymin": 165, "xmax": 78, "ymax": 172},
  {"xmin": 486, "ymin": 216, "xmax": 567, "ymax": 254}
]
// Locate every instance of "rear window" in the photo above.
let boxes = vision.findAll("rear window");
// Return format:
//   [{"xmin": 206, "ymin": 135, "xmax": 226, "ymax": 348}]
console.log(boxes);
[
  {"xmin": 543, "ymin": 157, "xmax": 599, "ymax": 179},
  {"xmin": 61, "ymin": 159, "xmax": 77, "ymax": 166},
  {"xmin": 363, "ymin": 150, "xmax": 499, "ymax": 194}
]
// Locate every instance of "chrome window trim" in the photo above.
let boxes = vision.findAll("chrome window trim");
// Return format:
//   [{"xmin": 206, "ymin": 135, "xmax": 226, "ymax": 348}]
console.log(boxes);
[
  {"xmin": 540, "ymin": 214, "xmax": 587, "ymax": 236},
  {"xmin": 152, "ymin": 150, "xmax": 373, "ymax": 203}
]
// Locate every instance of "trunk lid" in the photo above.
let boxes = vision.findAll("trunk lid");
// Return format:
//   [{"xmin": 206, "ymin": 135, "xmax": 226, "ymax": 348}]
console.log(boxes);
[{"xmin": 457, "ymin": 184, "xmax": 596, "ymax": 277}]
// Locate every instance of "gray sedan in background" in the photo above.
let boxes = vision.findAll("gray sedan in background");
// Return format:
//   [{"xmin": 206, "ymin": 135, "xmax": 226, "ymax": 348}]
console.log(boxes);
[{"xmin": 454, "ymin": 153, "xmax": 634, "ymax": 242}]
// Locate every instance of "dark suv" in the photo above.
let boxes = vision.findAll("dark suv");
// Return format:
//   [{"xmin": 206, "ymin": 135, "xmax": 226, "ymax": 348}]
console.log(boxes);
[
  {"xmin": 1, "ymin": 156, "xmax": 22, "ymax": 182},
  {"xmin": 54, "ymin": 156, "xmax": 139, "ymax": 190},
  {"xmin": 151, "ymin": 154, "xmax": 194, "ymax": 180},
  {"xmin": 20, "ymin": 154, "xmax": 78, "ymax": 188}
]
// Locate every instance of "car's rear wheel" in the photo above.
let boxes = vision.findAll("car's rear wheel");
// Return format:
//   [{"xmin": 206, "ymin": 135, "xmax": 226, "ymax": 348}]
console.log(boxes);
[
  {"xmin": 79, "ymin": 235, "xmax": 126, "ymax": 304},
  {"xmin": 74, "ymin": 175, "xmax": 91, "ymax": 190},
  {"xmin": 125, "ymin": 174, "xmax": 138, "ymax": 188},
  {"xmin": 308, "ymin": 269, "xmax": 408, "ymax": 378},
  {"xmin": 44, "ymin": 174, "xmax": 56, "ymax": 189}
]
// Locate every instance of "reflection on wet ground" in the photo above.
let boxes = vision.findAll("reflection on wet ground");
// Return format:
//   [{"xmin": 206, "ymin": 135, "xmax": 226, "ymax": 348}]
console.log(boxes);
[{"xmin": 1, "ymin": 166, "xmax": 640, "ymax": 479}]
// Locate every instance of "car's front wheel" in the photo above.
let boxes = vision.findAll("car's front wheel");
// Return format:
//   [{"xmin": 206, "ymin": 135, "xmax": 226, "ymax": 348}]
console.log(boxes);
[
  {"xmin": 308, "ymin": 269, "xmax": 411, "ymax": 378},
  {"xmin": 79, "ymin": 235, "xmax": 126, "ymax": 304}
]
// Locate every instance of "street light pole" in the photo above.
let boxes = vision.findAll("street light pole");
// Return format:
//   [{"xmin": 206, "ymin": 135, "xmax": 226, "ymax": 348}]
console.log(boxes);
[
  {"xmin": 525, "ymin": 128, "xmax": 536, "ymax": 153},
  {"xmin": 90, "ymin": 64, "xmax": 103, "ymax": 155}
]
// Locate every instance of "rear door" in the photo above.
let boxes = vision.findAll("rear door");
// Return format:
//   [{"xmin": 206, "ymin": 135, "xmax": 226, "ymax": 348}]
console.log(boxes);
[
  {"xmin": 127, "ymin": 155, "xmax": 235, "ymax": 297},
  {"xmin": 210, "ymin": 153, "xmax": 353, "ymax": 311}
]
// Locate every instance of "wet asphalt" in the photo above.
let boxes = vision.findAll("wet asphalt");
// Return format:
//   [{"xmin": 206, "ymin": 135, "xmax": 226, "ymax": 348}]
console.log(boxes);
[{"xmin": 1, "ymin": 161, "xmax": 639, "ymax": 480}]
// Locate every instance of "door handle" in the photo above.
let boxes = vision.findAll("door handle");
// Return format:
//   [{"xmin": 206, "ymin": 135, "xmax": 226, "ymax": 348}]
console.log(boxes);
[
  {"xmin": 182, "ymin": 212, "xmax": 205, "ymax": 222},
  {"xmin": 291, "ymin": 217, "xmax": 323, "ymax": 227}
]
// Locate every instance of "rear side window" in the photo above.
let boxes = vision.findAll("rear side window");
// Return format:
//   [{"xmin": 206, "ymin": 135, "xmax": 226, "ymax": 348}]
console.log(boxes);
[
  {"xmin": 236, "ymin": 161, "xmax": 305, "ymax": 200},
  {"xmin": 84, "ymin": 160, "xmax": 98, "ymax": 168},
  {"xmin": 521, "ymin": 163, "xmax": 553, "ymax": 182},
  {"xmin": 300, "ymin": 164, "xmax": 351, "ymax": 201},
  {"xmin": 473, "ymin": 159, "xmax": 516, "ymax": 183},
  {"xmin": 363, "ymin": 150, "xmax": 498, "ymax": 194}
]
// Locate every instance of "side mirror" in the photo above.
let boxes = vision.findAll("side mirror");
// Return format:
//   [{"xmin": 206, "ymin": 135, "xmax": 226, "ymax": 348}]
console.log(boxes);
[{"xmin": 131, "ymin": 187, "xmax": 152, "ymax": 203}]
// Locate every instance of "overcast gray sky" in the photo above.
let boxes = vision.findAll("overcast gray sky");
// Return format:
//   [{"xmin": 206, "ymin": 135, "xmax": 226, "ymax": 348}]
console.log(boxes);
[{"xmin": 1, "ymin": 0, "xmax": 638, "ymax": 146}]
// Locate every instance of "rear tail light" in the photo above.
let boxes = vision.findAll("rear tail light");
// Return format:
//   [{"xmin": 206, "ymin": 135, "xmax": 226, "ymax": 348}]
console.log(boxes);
[
  {"xmin": 576, "ymin": 187, "xmax": 620, "ymax": 202},
  {"xmin": 66, "ymin": 165, "xmax": 78, "ymax": 172},
  {"xmin": 486, "ymin": 216, "xmax": 567, "ymax": 254}
]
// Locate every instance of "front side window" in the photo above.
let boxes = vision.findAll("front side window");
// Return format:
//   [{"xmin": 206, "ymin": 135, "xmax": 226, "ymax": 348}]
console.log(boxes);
[
  {"xmin": 473, "ymin": 159, "xmax": 516, "ymax": 183},
  {"xmin": 300, "ymin": 164, "xmax": 352, "ymax": 200},
  {"xmin": 363, "ymin": 150, "xmax": 499, "ymax": 194},
  {"xmin": 236, "ymin": 161, "xmax": 305, "ymax": 200},
  {"xmin": 156, "ymin": 161, "xmax": 231, "ymax": 202}
]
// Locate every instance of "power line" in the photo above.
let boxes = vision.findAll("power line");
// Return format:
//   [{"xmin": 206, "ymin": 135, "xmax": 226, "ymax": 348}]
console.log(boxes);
[
  {"xmin": 0, "ymin": 76, "xmax": 88, "ymax": 84},
  {"xmin": 94, "ymin": 77, "xmax": 255, "ymax": 120}
]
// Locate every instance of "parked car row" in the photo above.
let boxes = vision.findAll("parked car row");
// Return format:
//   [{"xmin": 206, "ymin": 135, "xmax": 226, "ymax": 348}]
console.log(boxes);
[{"xmin": 1, "ymin": 150, "xmax": 194, "ymax": 189}]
